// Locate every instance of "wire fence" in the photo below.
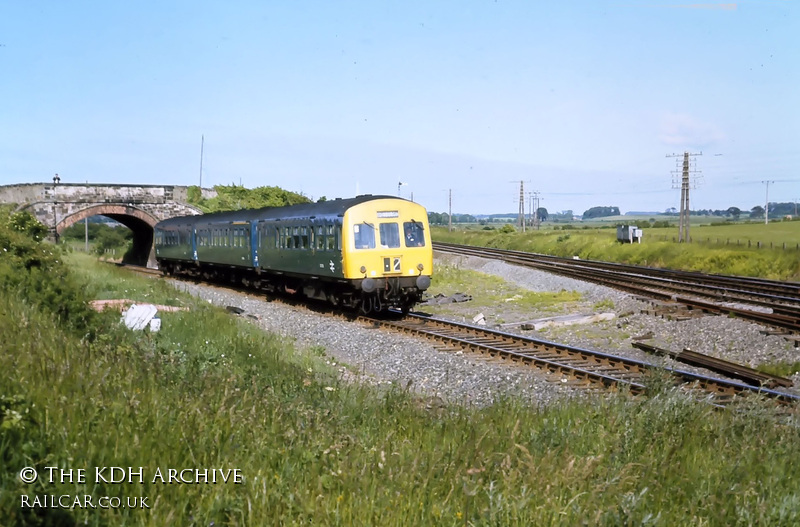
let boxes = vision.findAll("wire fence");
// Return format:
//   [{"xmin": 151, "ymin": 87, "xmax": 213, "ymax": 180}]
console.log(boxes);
[{"xmin": 654, "ymin": 235, "xmax": 800, "ymax": 250}]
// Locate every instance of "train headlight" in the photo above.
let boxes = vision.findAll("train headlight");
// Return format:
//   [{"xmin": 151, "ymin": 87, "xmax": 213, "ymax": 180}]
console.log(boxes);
[
  {"xmin": 417, "ymin": 263, "xmax": 424, "ymax": 271},
  {"xmin": 360, "ymin": 265, "xmax": 367, "ymax": 274}
]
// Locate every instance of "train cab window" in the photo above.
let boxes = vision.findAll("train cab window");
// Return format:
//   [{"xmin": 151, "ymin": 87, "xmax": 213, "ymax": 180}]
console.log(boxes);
[
  {"xmin": 379, "ymin": 223, "xmax": 401, "ymax": 248},
  {"xmin": 353, "ymin": 223, "xmax": 375, "ymax": 249},
  {"xmin": 403, "ymin": 222, "xmax": 426, "ymax": 247}
]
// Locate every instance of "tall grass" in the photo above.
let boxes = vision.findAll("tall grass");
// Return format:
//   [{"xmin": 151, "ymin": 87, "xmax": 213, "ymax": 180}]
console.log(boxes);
[{"xmin": 2, "ymin": 253, "xmax": 800, "ymax": 524}]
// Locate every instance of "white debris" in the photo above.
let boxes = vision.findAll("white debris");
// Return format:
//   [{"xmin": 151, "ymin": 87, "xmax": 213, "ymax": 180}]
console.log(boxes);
[{"xmin": 122, "ymin": 304, "xmax": 158, "ymax": 331}]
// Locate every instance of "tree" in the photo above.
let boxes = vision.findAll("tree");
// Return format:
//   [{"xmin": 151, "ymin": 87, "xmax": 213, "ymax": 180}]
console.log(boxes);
[
  {"xmin": 536, "ymin": 207, "xmax": 548, "ymax": 221},
  {"xmin": 750, "ymin": 206, "xmax": 765, "ymax": 219},
  {"xmin": 582, "ymin": 206, "xmax": 620, "ymax": 219},
  {"xmin": 726, "ymin": 207, "xmax": 741, "ymax": 220}
]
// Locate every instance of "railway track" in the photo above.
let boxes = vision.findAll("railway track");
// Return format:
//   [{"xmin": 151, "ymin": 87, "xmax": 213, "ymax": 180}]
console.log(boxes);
[
  {"xmin": 112, "ymin": 262, "xmax": 799, "ymax": 409},
  {"xmin": 361, "ymin": 313, "xmax": 800, "ymax": 408},
  {"xmin": 434, "ymin": 242, "xmax": 800, "ymax": 335}
]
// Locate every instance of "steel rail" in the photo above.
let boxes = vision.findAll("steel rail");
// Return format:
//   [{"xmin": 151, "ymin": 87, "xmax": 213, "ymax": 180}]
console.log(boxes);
[
  {"xmin": 434, "ymin": 242, "xmax": 800, "ymax": 333},
  {"xmin": 113, "ymin": 262, "xmax": 800, "ymax": 406},
  {"xmin": 364, "ymin": 313, "xmax": 800, "ymax": 407}
]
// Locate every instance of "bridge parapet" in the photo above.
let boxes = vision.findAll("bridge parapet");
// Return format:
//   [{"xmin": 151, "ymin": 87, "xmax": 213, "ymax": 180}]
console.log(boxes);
[
  {"xmin": 0, "ymin": 183, "xmax": 214, "ymax": 265},
  {"xmin": 0, "ymin": 183, "xmax": 216, "ymax": 207}
]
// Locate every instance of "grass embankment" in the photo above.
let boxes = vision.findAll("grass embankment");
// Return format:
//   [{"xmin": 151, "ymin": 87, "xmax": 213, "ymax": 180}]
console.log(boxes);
[
  {"xmin": 2, "ymin": 219, "xmax": 800, "ymax": 524},
  {"xmin": 433, "ymin": 222, "xmax": 800, "ymax": 281},
  {"xmin": 425, "ymin": 264, "xmax": 582, "ymax": 322}
]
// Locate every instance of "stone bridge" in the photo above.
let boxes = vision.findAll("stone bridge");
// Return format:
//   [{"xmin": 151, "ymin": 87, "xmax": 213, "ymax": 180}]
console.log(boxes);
[{"xmin": 0, "ymin": 183, "xmax": 211, "ymax": 266}]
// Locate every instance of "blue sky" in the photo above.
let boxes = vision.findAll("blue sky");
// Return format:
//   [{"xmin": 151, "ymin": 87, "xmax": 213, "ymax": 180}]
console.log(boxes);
[{"xmin": 1, "ymin": 1, "xmax": 797, "ymax": 215}]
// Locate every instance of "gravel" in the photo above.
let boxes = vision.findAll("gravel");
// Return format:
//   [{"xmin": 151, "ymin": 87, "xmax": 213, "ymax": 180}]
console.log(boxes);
[{"xmin": 167, "ymin": 252, "xmax": 800, "ymax": 407}]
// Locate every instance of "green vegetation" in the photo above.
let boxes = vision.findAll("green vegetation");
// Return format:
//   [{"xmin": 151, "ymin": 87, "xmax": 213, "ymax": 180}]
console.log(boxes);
[
  {"xmin": 433, "ymin": 220, "xmax": 800, "ymax": 281},
  {"xmin": 757, "ymin": 361, "xmax": 800, "ymax": 379},
  {"xmin": 3, "ymin": 213, "xmax": 800, "ymax": 525},
  {"xmin": 427, "ymin": 263, "xmax": 581, "ymax": 318},
  {"xmin": 0, "ymin": 210, "xmax": 96, "ymax": 334},
  {"xmin": 188, "ymin": 184, "xmax": 311, "ymax": 213},
  {"xmin": 61, "ymin": 222, "xmax": 133, "ymax": 256},
  {"xmin": 582, "ymin": 206, "xmax": 620, "ymax": 219}
]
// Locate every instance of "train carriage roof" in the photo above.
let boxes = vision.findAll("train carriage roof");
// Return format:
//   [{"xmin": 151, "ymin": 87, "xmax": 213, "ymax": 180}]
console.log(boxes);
[{"xmin": 155, "ymin": 195, "xmax": 412, "ymax": 228}]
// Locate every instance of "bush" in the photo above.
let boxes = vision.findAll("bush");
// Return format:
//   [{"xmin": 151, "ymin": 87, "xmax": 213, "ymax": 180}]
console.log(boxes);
[{"xmin": 0, "ymin": 210, "xmax": 96, "ymax": 334}]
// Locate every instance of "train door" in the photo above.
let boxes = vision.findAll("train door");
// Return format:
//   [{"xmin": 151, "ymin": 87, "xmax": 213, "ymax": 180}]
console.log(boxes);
[{"xmin": 251, "ymin": 221, "xmax": 259, "ymax": 267}]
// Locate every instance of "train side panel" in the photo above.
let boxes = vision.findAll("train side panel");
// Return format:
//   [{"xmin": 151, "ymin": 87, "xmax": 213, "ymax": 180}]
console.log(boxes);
[
  {"xmin": 194, "ymin": 221, "xmax": 253, "ymax": 267},
  {"xmin": 256, "ymin": 219, "xmax": 345, "ymax": 279},
  {"xmin": 154, "ymin": 221, "xmax": 195, "ymax": 262}
]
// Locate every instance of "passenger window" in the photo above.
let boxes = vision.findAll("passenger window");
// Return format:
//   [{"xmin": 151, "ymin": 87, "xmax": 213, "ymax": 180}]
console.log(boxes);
[
  {"xmin": 292, "ymin": 226, "xmax": 301, "ymax": 249},
  {"xmin": 403, "ymin": 222, "xmax": 426, "ymax": 247},
  {"xmin": 353, "ymin": 223, "xmax": 375, "ymax": 249},
  {"xmin": 379, "ymin": 223, "xmax": 401, "ymax": 248},
  {"xmin": 316, "ymin": 226, "xmax": 325, "ymax": 250},
  {"xmin": 300, "ymin": 226, "xmax": 309, "ymax": 249},
  {"xmin": 326, "ymin": 228, "xmax": 336, "ymax": 251}
]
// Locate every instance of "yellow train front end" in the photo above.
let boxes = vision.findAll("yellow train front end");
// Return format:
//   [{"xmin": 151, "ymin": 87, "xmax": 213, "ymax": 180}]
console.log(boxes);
[{"xmin": 341, "ymin": 198, "xmax": 433, "ymax": 313}]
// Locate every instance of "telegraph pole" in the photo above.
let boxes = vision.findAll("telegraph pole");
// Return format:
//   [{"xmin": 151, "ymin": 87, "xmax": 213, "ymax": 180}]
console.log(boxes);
[
  {"xmin": 448, "ymin": 188, "xmax": 453, "ymax": 232},
  {"xmin": 762, "ymin": 180, "xmax": 775, "ymax": 224},
  {"xmin": 667, "ymin": 151, "xmax": 702, "ymax": 242},
  {"xmin": 527, "ymin": 192, "xmax": 534, "ymax": 227}
]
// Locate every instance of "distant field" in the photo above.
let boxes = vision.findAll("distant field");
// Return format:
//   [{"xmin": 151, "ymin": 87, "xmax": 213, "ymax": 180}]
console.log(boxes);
[
  {"xmin": 432, "ymin": 218, "xmax": 800, "ymax": 281},
  {"xmin": 447, "ymin": 217, "xmax": 800, "ymax": 245},
  {"xmin": 650, "ymin": 220, "xmax": 800, "ymax": 246}
]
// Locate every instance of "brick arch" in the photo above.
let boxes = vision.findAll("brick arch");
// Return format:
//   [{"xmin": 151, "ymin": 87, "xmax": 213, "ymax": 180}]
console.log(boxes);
[
  {"xmin": 58, "ymin": 204, "xmax": 160, "ymax": 267},
  {"xmin": 56, "ymin": 204, "xmax": 159, "ymax": 234}
]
